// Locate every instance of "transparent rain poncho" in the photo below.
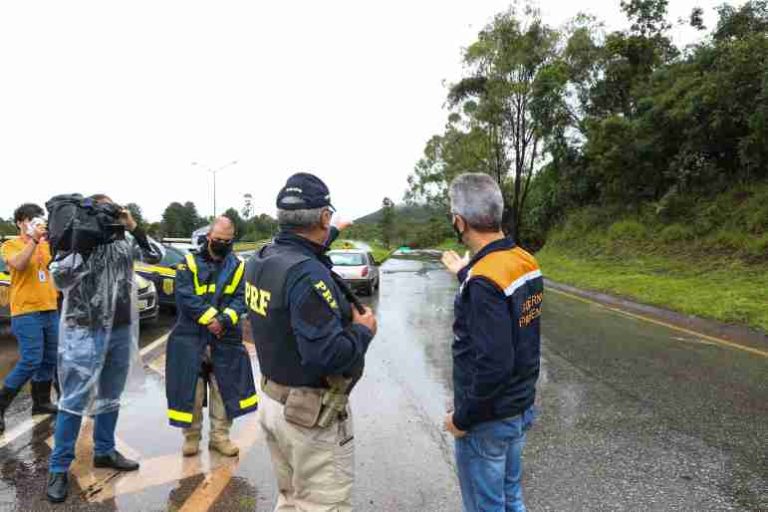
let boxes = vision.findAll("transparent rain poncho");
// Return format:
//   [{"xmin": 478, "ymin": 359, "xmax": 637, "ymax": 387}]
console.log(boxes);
[{"xmin": 50, "ymin": 232, "xmax": 163, "ymax": 416}]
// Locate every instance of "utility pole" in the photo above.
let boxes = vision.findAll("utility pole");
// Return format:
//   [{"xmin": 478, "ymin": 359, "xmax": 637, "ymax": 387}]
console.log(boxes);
[{"xmin": 191, "ymin": 160, "xmax": 238, "ymax": 217}]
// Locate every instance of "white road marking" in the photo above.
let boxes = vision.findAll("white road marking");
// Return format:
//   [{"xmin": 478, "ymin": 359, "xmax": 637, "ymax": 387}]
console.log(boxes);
[
  {"xmin": 0, "ymin": 415, "xmax": 52, "ymax": 450},
  {"xmin": 0, "ymin": 331, "xmax": 172, "ymax": 450},
  {"xmin": 140, "ymin": 333, "xmax": 169, "ymax": 358}
]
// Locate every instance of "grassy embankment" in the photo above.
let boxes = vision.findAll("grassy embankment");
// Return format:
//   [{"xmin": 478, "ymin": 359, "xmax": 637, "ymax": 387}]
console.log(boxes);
[
  {"xmin": 425, "ymin": 186, "xmax": 768, "ymax": 332},
  {"xmin": 537, "ymin": 185, "xmax": 768, "ymax": 332},
  {"xmin": 331, "ymin": 240, "xmax": 392, "ymax": 264},
  {"xmin": 234, "ymin": 239, "xmax": 393, "ymax": 264},
  {"xmin": 234, "ymin": 240, "xmax": 267, "ymax": 252}
]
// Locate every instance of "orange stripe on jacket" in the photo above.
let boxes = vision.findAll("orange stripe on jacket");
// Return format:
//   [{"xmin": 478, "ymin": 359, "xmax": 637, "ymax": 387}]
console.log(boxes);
[{"xmin": 469, "ymin": 247, "xmax": 541, "ymax": 296}]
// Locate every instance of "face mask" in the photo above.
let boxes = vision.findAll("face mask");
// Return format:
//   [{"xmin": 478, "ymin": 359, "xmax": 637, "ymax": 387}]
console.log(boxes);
[
  {"xmin": 452, "ymin": 217, "xmax": 464, "ymax": 245},
  {"xmin": 209, "ymin": 240, "xmax": 233, "ymax": 258}
]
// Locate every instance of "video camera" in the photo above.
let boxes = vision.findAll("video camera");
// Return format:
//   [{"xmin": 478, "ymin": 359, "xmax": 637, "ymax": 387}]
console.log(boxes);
[{"xmin": 45, "ymin": 194, "xmax": 126, "ymax": 258}]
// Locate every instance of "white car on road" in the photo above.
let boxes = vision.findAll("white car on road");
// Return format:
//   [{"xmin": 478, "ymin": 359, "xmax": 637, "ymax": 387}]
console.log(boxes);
[{"xmin": 328, "ymin": 249, "xmax": 380, "ymax": 296}]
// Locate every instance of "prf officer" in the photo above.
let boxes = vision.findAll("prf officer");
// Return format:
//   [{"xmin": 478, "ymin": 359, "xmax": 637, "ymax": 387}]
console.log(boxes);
[{"xmin": 245, "ymin": 173, "xmax": 377, "ymax": 512}]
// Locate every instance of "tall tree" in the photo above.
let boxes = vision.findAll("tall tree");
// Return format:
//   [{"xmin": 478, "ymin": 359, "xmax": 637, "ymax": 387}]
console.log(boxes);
[
  {"xmin": 124, "ymin": 203, "xmax": 147, "ymax": 231},
  {"xmin": 0, "ymin": 218, "xmax": 16, "ymax": 236},
  {"xmin": 222, "ymin": 208, "xmax": 247, "ymax": 241},
  {"xmin": 380, "ymin": 198, "xmax": 396, "ymax": 248},
  {"xmin": 161, "ymin": 201, "xmax": 205, "ymax": 237},
  {"xmin": 410, "ymin": 3, "xmax": 574, "ymax": 243}
]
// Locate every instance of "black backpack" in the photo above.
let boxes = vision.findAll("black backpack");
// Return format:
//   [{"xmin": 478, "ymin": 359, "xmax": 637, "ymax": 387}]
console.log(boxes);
[{"xmin": 45, "ymin": 194, "xmax": 125, "ymax": 258}]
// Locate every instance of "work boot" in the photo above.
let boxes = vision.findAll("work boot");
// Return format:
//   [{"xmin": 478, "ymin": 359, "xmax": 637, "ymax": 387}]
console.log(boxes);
[
  {"xmin": 209, "ymin": 437, "xmax": 239, "ymax": 457},
  {"xmin": 181, "ymin": 377, "xmax": 205, "ymax": 456},
  {"xmin": 93, "ymin": 451, "xmax": 140, "ymax": 471},
  {"xmin": 31, "ymin": 381, "xmax": 58, "ymax": 416},
  {"xmin": 182, "ymin": 434, "xmax": 200, "ymax": 457},
  {"xmin": 208, "ymin": 377, "xmax": 238, "ymax": 456},
  {"xmin": 0, "ymin": 386, "xmax": 21, "ymax": 433},
  {"xmin": 46, "ymin": 471, "xmax": 69, "ymax": 503}
]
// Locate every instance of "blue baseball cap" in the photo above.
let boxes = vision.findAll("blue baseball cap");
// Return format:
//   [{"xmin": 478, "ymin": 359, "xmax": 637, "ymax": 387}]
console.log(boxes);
[{"xmin": 276, "ymin": 173, "xmax": 335, "ymax": 211}]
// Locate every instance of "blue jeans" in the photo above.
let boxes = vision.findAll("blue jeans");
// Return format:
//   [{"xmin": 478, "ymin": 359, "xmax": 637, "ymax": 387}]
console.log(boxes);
[
  {"xmin": 57, "ymin": 324, "xmax": 132, "ymax": 414},
  {"xmin": 49, "ymin": 409, "xmax": 119, "ymax": 473},
  {"xmin": 455, "ymin": 407, "xmax": 536, "ymax": 512},
  {"xmin": 5, "ymin": 311, "xmax": 59, "ymax": 389},
  {"xmin": 49, "ymin": 324, "xmax": 132, "ymax": 472}
]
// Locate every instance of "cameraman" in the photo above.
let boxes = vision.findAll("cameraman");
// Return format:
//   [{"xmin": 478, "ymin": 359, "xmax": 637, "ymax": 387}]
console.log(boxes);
[
  {"xmin": 45, "ymin": 194, "xmax": 163, "ymax": 504},
  {"xmin": 0, "ymin": 204, "xmax": 60, "ymax": 432}
]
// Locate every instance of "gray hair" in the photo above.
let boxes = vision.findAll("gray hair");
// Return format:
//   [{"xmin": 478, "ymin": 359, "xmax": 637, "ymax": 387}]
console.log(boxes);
[
  {"xmin": 449, "ymin": 173, "xmax": 504, "ymax": 231},
  {"xmin": 277, "ymin": 207, "xmax": 326, "ymax": 230}
]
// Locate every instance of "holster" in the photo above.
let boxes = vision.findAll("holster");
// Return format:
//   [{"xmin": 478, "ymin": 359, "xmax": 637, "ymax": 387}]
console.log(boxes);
[
  {"xmin": 261, "ymin": 377, "xmax": 326, "ymax": 429},
  {"xmin": 199, "ymin": 359, "xmax": 213, "ymax": 409}
]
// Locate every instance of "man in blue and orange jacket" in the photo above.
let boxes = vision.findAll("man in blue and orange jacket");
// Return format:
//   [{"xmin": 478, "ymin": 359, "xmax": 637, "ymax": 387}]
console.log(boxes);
[
  {"xmin": 441, "ymin": 173, "xmax": 543, "ymax": 512},
  {"xmin": 165, "ymin": 216, "xmax": 257, "ymax": 458}
]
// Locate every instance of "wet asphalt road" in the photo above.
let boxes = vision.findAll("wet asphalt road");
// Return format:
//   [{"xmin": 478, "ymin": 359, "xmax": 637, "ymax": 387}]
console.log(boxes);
[{"xmin": 0, "ymin": 253, "xmax": 765, "ymax": 511}]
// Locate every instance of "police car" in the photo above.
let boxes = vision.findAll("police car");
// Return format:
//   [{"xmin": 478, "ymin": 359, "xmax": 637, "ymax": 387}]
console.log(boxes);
[
  {"xmin": 134, "ymin": 243, "xmax": 192, "ymax": 309},
  {"xmin": 0, "ymin": 258, "xmax": 10, "ymax": 323},
  {"xmin": 0, "ymin": 241, "xmax": 159, "ymax": 324}
]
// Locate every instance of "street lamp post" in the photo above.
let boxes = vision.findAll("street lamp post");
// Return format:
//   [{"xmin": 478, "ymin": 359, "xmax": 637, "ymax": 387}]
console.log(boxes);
[{"xmin": 191, "ymin": 160, "xmax": 238, "ymax": 217}]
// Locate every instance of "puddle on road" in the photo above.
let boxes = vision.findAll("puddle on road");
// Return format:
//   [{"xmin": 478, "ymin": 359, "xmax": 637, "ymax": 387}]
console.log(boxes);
[{"xmin": 369, "ymin": 253, "xmax": 457, "ymax": 416}]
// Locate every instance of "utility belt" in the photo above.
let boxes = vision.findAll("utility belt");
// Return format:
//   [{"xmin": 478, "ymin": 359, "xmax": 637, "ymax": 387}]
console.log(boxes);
[{"xmin": 261, "ymin": 376, "xmax": 349, "ymax": 429}]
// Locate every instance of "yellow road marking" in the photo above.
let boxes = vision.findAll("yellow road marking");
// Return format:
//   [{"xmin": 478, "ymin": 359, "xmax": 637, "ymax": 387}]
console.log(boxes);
[
  {"xmin": 45, "ymin": 419, "xmax": 143, "ymax": 502},
  {"xmin": 68, "ymin": 415, "xmax": 262, "ymax": 503},
  {"xmin": 140, "ymin": 333, "xmax": 169, "ymax": 358},
  {"xmin": 547, "ymin": 287, "xmax": 768, "ymax": 358},
  {"xmin": 177, "ymin": 401, "xmax": 262, "ymax": 511},
  {"xmin": 30, "ymin": 328, "xmax": 261, "ymax": 509}
]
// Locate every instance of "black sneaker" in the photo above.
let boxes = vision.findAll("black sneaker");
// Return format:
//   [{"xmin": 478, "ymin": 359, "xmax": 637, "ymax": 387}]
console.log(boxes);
[
  {"xmin": 46, "ymin": 472, "xmax": 69, "ymax": 503},
  {"xmin": 93, "ymin": 451, "xmax": 140, "ymax": 472}
]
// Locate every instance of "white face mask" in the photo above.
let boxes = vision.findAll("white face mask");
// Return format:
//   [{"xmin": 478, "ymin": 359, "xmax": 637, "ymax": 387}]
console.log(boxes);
[{"xmin": 24, "ymin": 217, "xmax": 46, "ymax": 237}]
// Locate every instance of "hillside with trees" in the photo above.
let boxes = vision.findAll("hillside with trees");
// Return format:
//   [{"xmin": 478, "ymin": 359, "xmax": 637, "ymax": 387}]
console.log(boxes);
[{"xmin": 399, "ymin": 0, "xmax": 768, "ymax": 330}]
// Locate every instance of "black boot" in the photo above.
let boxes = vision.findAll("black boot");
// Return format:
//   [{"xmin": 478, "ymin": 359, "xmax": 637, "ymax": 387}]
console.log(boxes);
[
  {"xmin": 46, "ymin": 472, "xmax": 69, "ymax": 503},
  {"xmin": 31, "ymin": 381, "xmax": 58, "ymax": 415},
  {"xmin": 0, "ymin": 386, "xmax": 21, "ymax": 433},
  {"xmin": 94, "ymin": 451, "xmax": 140, "ymax": 472}
]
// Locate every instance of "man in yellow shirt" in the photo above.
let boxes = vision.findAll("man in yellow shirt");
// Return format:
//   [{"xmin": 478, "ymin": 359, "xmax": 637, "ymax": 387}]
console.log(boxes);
[{"xmin": 0, "ymin": 203, "xmax": 60, "ymax": 433}]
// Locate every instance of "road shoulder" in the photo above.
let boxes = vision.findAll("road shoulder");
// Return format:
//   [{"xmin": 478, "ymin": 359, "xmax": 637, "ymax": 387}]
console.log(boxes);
[{"xmin": 545, "ymin": 279, "xmax": 768, "ymax": 355}]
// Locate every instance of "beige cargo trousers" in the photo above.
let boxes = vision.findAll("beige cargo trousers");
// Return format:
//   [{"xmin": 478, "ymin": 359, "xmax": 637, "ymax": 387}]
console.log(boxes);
[{"xmin": 258, "ymin": 394, "xmax": 355, "ymax": 512}]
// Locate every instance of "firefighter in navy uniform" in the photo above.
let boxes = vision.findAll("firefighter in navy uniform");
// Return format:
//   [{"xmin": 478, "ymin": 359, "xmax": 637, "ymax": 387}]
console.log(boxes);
[
  {"xmin": 165, "ymin": 216, "xmax": 258, "ymax": 457},
  {"xmin": 246, "ymin": 173, "xmax": 377, "ymax": 512}
]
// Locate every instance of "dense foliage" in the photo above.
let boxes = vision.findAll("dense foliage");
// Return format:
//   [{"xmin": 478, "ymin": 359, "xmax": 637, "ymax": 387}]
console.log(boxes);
[{"xmin": 407, "ymin": 0, "xmax": 768, "ymax": 250}]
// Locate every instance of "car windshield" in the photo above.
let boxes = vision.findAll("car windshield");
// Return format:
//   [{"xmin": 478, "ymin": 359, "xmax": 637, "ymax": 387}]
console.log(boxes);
[
  {"xmin": 160, "ymin": 246, "xmax": 187, "ymax": 267},
  {"xmin": 330, "ymin": 253, "xmax": 366, "ymax": 266}
]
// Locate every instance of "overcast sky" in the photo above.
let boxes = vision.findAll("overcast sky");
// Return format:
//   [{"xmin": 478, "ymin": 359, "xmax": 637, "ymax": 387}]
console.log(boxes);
[{"xmin": 0, "ymin": 1, "xmax": 742, "ymax": 223}]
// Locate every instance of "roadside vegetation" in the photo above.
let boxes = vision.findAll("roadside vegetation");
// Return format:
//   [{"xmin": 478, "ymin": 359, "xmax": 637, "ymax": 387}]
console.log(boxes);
[
  {"xmin": 359, "ymin": 1, "xmax": 768, "ymax": 331},
  {"xmin": 331, "ymin": 240, "xmax": 392, "ymax": 265},
  {"xmin": 537, "ymin": 184, "xmax": 768, "ymax": 331}
]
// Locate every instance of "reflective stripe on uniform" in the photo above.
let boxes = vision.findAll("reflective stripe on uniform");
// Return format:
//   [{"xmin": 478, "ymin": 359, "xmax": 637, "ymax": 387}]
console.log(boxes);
[
  {"xmin": 223, "ymin": 261, "xmax": 245, "ymax": 295},
  {"xmin": 185, "ymin": 253, "xmax": 216, "ymax": 295},
  {"xmin": 135, "ymin": 263, "xmax": 176, "ymax": 277},
  {"xmin": 239, "ymin": 394, "xmax": 259, "ymax": 409},
  {"xmin": 168, "ymin": 409, "xmax": 193, "ymax": 423},
  {"xmin": 223, "ymin": 307, "xmax": 239, "ymax": 325},
  {"xmin": 198, "ymin": 307, "xmax": 219, "ymax": 325}
]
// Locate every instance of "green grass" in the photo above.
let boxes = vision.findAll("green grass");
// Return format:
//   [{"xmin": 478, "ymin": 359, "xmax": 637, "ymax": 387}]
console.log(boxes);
[
  {"xmin": 332, "ymin": 240, "xmax": 393, "ymax": 264},
  {"xmin": 434, "ymin": 239, "xmax": 465, "ymax": 253},
  {"xmin": 234, "ymin": 240, "xmax": 269, "ymax": 252},
  {"xmin": 537, "ymin": 245, "xmax": 768, "ymax": 332}
]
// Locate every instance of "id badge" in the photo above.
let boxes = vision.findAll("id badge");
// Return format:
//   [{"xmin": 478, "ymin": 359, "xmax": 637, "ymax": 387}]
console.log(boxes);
[{"xmin": 38, "ymin": 270, "xmax": 47, "ymax": 283}]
